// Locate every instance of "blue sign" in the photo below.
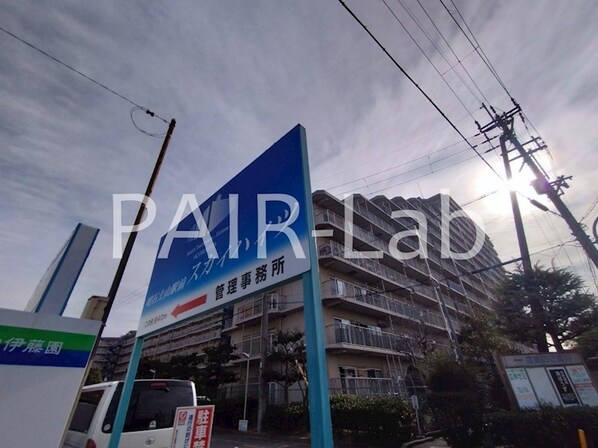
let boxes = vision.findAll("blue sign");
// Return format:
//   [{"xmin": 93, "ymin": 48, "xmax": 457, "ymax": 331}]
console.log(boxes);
[{"xmin": 138, "ymin": 125, "xmax": 311, "ymax": 335}]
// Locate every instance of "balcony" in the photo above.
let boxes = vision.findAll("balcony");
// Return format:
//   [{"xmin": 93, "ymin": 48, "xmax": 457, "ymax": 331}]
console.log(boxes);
[
  {"xmin": 232, "ymin": 293, "xmax": 286, "ymax": 327},
  {"xmin": 441, "ymin": 258, "xmax": 458, "ymax": 276},
  {"xmin": 316, "ymin": 209, "xmax": 430, "ymax": 278},
  {"xmin": 239, "ymin": 336, "xmax": 262, "ymax": 357},
  {"xmin": 329, "ymin": 377, "xmax": 407, "ymax": 398},
  {"xmin": 326, "ymin": 322, "xmax": 415, "ymax": 355},
  {"xmin": 319, "ymin": 240, "xmax": 408, "ymax": 286},
  {"xmin": 353, "ymin": 201, "xmax": 398, "ymax": 236},
  {"xmin": 321, "ymin": 279, "xmax": 446, "ymax": 331}
]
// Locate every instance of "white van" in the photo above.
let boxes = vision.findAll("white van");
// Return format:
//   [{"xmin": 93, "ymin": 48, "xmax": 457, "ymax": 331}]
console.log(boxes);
[{"xmin": 63, "ymin": 379, "xmax": 197, "ymax": 448}]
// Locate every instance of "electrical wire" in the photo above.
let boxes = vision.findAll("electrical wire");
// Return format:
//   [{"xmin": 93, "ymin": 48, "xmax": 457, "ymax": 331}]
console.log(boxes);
[
  {"xmin": 404, "ymin": 0, "xmax": 490, "ymax": 107},
  {"xmin": 0, "ymin": 24, "xmax": 170, "ymax": 125},
  {"xmin": 580, "ymin": 196, "xmax": 598, "ymax": 223},
  {"xmin": 381, "ymin": 0, "xmax": 474, "ymax": 116},
  {"xmin": 346, "ymin": 151, "xmax": 480, "ymax": 197},
  {"xmin": 312, "ymin": 113, "xmax": 478, "ymax": 185},
  {"xmin": 324, "ymin": 142, "xmax": 472, "ymax": 193},
  {"xmin": 130, "ymin": 107, "xmax": 168, "ymax": 138},
  {"xmin": 337, "ymin": 0, "xmax": 505, "ymax": 184},
  {"xmin": 441, "ymin": 0, "xmax": 513, "ymax": 101},
  {"xmin": 414, "ymin": 0, "xmax": 493, "ymax": 108}
]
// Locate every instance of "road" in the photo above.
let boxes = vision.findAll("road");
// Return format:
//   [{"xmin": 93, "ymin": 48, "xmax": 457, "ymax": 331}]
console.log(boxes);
[{"xmin": 211, "ymin": 429, "xmax": 311, "ymax": 448}]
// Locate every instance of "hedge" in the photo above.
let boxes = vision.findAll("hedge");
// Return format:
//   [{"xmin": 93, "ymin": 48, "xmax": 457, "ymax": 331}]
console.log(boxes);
[
  {"xmin": 215, "ymin": 395, "xmax": 415, "ymax": 446},
  {"xmin": 487, "ymin": 406, "xmax": 598, "ymax": 448},
  {"xmin": 266, "ymin": 395, "xmax": 415, "ymax": 446}
]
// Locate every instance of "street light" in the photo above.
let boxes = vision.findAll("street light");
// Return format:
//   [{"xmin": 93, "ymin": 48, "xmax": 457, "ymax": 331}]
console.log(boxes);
[
  {"xmin": 149, "ymin": 369, "xmax": 156, "ymax": 379},
  {"xmin": 239, "ymin": 352, "xmax": 250, "ymax": 431}
]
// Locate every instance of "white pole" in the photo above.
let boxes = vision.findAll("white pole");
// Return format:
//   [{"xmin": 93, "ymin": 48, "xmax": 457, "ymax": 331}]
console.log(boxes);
[{"xmin": 242, "ymin": 352, "xmax": 250, "ymax": 421}]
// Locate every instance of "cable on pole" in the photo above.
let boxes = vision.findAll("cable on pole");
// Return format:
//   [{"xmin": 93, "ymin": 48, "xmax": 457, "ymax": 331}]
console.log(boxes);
[
  {"xmin": 337, "ymin": 0, "xmax": 505, "ymax": 183},
  {"xmin": 0, "ymin": 23, "xmax": 170, "ymax": 125}
]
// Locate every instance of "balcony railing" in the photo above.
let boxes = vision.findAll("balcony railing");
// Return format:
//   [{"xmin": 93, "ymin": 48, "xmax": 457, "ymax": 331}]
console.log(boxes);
[
  {"xmin": 239, "ymin": 336, "xmax": 262, "ymax": 357},
  {"xmin": 319, "ymin": 240, "xmax": 410, "ymax": 286},
  {"xmin": 327, "ymin": 322, "xmax": 415, "ymax": 354},
  {"xmin": 233, "ymin": 293, "xmax": 286, "ymax": 326},
  {"xmin": 329, "ymin": 377, "xmax": 407, "ymax": 398},
  {"xmin": 442, "ymin": 258, "xmax": 458, "ymax": 276},
  {"xmin": 322, "ymin": 279, "xmax": 445, "ymax": 330},
  {"xmin": 353, "ymin": 201, "xmax": 398, "ymax": 236},
  {"xmin": 317, "ymin": 209, "xmax": 438, "ymax": 283},
  {"xmin": 316, "ymin": 209, "xmax": 430, "ymax": 277}
]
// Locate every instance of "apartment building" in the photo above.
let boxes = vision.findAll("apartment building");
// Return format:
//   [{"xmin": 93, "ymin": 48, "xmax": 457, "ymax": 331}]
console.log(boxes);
[
  {"xmin": 99, "ymin": 190, "xmax": 506, "ymax": 399},
  {"xmin": 106, "ymin": 312, "xmax": 225, "ymax": 380},
  {"xmin": 222, "ymin": 190, "xmax": 506, "ymax": 402}
]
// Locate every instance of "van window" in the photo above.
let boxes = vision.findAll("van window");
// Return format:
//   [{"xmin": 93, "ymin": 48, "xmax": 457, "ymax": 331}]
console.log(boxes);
[
  {"xmin": 69, "ymin": 390, "xmax": 104, "ymax": 433},
  {"xmin": 102, "ymin": 382, "xmax": 194, "ymax": 433}
]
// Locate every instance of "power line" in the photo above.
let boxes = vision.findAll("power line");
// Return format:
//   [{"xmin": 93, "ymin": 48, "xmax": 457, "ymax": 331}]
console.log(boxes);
[
  {"xmin": 345, "ymin": 151, "xmax": 481, "ymax": 197},
  {"xmin": 580, "ymin": 196, "xmax": 598, "ymax": 223},
  {"xmin": 337, "ymin": 0, "xmax": 504, "ymax": 184},
  {"xmin": 321, "ymin": 135, "xmax": 481, "ymax": 192},
  {"xmin": 440, "ymin": 0, "xmax": 512, "ymax": 101},
  {"xmin": 336, "ymin": 146, "xmax": 476, "ymax": 196},
  {"xmin": 381, "ymin": 0, "xmax": 474, "ymax": 116},
  {"xmin": 130, "ymin": 107, "xmax": 168, "ymax": 138},
  {"xmin": 413, "ymin": 0, "xmax": 492, "ymax": 106},
  {"xmin": 0, "ymin": 23, "xmax": 169, "ymax": 125},
  {"xmin": 312, "ymin": 111, "xmax": 475, "ymax": 185}
]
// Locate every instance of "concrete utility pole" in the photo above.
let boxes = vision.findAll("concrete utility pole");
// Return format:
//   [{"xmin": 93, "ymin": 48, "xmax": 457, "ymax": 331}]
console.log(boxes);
[
  {"xmin": 88, "ymin": 119, "xmax": 176, "ymax": 360},
  {"xmin": 102, "ymin": 119, "xmax": 177, "ymax": 330},
  {"xmin": 498, "ymin": 134, "xmax": 533, "ymax": 274},
  {"xmin": 479, "ymin": 104, "xmax": 598, "ymax": 270},
  {"xmin": 497, "ymin": 131, "xmax": 549, "ymax": 352},
  {"xmin": 257, "ymin": 293, "xmax": 269, "ymax": 432}
]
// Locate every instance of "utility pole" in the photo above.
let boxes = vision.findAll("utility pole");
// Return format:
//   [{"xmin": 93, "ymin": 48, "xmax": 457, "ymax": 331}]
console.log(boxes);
[
  {"xmin": 479, "ymin": 104, "xmax": 598, "ymax": 269},
  {"xmin": 91, "ymin": 118, "xmax": 176, "ymax": 448},
  {"xmin": 479, "ymin": 103, "xmax": 598, "ymax": 352},
  {"xmin": 91, "ymin": 119, "xmax": 175, "ymax": 352},
  {"xmin": 256, "ymin": 293, "xmax": 269, "ymax": 433},
  {"xmin": 496, "ymin": 131, "xmax": 548, "ymax": 352},
  {"xmin": 498, "ymin": 134, "xmax": 533, "ymax": 273}
]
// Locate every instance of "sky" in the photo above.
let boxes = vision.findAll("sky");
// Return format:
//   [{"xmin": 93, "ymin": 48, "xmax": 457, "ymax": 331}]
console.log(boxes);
[{"xmin": 1, "ymin": 1, "xmax": 597, "ymax": 337}]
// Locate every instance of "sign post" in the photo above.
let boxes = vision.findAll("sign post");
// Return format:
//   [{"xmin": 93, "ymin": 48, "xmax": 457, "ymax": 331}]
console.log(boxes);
[
  {"xmin": 171, "ymin": 406, "xmax": 215, "ymax": 448},
  {"xmin": 110, "ymin": 125, "xmax": 333, "ymax": 448},
  {"xmin": 497, "ymin": 352, "xmax": 598, "ymax": 409},
  {"xmin": 0, "ymin": 308, "xmax": 100, "ymax": 448}
]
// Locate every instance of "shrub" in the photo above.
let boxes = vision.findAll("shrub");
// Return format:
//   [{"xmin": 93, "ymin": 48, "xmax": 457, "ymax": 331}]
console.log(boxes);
[
  {"xmin": 260, "ymin": 395, "xmax": 414, "ymax": 446},
  {"xmin": 330, "ymin": 394, "xmax": 415, "ymax": 446},
  {"xmin": 424, "ymin": 353, "xmax": 486, "ymax": 448},
  {"xmin": 213, "ymin": 396, "xmax": 258, "ymax": 429},
  {"xmin": 488, "ymin": 406, "xmax": 598, "ymax": 448},
  {"xmin": 215, "ymin": 395, "xmax": 415, "ymax": 446},
  {"xmin": 264, "ymin": 402, "xmax": 309, "ymax": 433}
]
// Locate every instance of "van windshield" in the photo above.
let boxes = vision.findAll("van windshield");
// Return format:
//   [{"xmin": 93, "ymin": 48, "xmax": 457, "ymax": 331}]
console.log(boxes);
[{"xmin": 103, "ymin": 381, "xmax": 194, "ymax": 433}]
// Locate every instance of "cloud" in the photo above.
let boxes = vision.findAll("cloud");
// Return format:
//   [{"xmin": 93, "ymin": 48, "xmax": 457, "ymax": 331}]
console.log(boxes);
[{"xmin": 1, "ymin": 0, "xmax": 597, "ymax": 336}]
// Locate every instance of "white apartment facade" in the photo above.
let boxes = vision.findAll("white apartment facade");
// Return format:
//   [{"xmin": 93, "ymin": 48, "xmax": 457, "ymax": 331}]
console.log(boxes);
[{"xmin": 102, "ymin": 190, "xmax": 506, "ymax": 401}]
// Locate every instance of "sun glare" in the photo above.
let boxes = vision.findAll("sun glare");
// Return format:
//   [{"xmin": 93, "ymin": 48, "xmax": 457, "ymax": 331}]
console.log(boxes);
[{"xmin": 474, "ymin": 169, "xmax": 539, "ymax": 216}]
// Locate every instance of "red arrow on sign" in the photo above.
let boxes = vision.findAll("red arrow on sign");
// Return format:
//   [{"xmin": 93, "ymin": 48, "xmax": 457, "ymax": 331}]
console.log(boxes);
[{"xmin": 171, "ymin": 294, "xmax": 207, "ymax": 318}]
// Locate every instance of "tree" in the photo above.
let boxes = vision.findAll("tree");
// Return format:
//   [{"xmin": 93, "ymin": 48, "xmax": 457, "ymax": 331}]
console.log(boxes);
[
  {"xmin": 496, "ymin": 265, "xmax": 598, "ymax": 352},
  {"xmin": 574, "ymin": 326, "xmax": 598, "ymax": 359},
  {"xmin": 196, "ymin": 340, "xmax": 239, "ymax": 400},
  {"xmin": 458, "ymin": 313, "xmax": 512, "ymax": 410},
  {"xmin": 85, "ymin": 366, "xmax": 103, "ymax": 385},
  {"xmin": 137, "ymin": 353, "xmax": 203, "ymax": 380},
  {"xmin": 459, "ymin": 312, "xmax": 510, "ymax": 364},
  {"xmin": 262, "ymin": 329, "xmax": 307, "ymax": 404},
  {"xmin": 424, "ymin": 351, "xmax": 486, "ymax": 448}
]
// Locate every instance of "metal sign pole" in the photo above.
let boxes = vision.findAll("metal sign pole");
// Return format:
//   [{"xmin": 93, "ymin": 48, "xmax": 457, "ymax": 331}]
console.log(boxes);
[
  {"xmin": 299, "ymin": 126, "xmax": 334, "ymax": 448},
  {"xmin": 108, "ymin": 335, "xmax": 145, "ymax": 448}
]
